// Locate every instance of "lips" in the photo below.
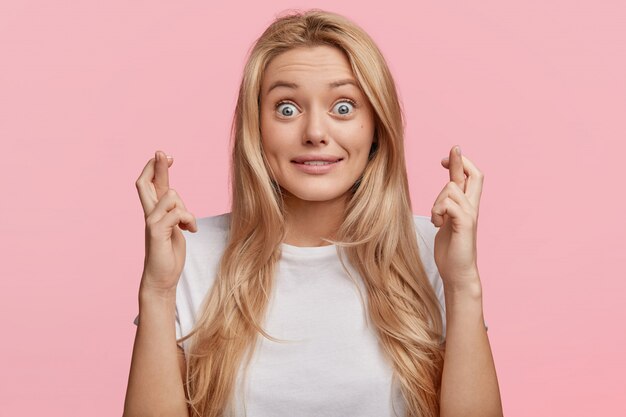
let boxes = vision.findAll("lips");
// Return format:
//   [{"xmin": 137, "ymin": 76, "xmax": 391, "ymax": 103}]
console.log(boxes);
[
  {"xmin": 290, "ymin": 154, "xmax": 344, "ymax": 175},
  {"xmin": 291, "ymin": 154, "xmax": 343, "ymax": 164}
]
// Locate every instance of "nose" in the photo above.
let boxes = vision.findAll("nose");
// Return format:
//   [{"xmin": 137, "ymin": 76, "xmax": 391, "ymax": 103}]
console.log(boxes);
[{"xmin": 302, "ymin": 106, "xmax": 328, "ymax": 146}]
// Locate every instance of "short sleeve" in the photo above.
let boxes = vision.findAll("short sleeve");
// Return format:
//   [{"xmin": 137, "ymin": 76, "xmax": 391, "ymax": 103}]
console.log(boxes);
[
  {"xmin": 413, "ymin": 216, "xmax": 447, "ymax": 343},
  {"xmin": 129, "ymin": 213, "xmax": 231, "ymax": 354}
]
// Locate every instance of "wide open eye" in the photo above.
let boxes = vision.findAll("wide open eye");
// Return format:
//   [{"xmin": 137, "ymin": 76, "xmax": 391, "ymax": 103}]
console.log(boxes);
[
  {"xmin": 332, "ymin": 100, "xmax": 356, "ymax": 116},
  {"xmin": 275, "ymin": 101, "xmax": 300, "ymax": 117}
]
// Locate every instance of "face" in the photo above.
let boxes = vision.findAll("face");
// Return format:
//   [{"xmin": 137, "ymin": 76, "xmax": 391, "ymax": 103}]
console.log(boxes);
[{"xmin": 259, "ymin": 45, "xmax": 376, "ymax": 205}]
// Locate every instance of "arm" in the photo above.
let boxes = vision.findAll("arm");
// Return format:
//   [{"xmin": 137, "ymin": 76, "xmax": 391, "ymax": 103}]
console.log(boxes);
[
  {"xmin": 431, "ymin": 147, "xmax": 502, "ymax": 416},
  {"xmin": 123, "ymin": 284, "xmax": 190, "ymax": 417},
  {"xmin": 439, "ymin": 278, "xmax": 503, "ymax": 417}
]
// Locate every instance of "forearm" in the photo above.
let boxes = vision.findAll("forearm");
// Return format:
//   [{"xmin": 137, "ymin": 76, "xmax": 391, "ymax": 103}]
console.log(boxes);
[
  {"xmin": 440, "ymin": 280, "xmax": 503, "ymax": 417},
  {"xmin": 123, "ymin": 284, "xmax": 189, "ymax": 417}
]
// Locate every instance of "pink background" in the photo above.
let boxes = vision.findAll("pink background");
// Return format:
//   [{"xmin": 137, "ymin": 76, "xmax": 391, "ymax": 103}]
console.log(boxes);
[{"xmin": 1, "ymin": 1, "xmax": 624, "ymax": 415}]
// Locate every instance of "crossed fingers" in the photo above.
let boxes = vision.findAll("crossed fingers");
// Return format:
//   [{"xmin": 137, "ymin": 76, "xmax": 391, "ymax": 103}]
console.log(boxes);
[
  {"xmin": 440, "ymin": 146, "xmax": 484, "ymax": 209},
  {"xmin": 432, "ymin": 146, "xmax": 484, "ymax": 227}
]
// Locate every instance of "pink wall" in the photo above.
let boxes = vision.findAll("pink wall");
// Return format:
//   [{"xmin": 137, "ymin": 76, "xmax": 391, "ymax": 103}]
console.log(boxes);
[{"xmin": 1, "ymin": 1, "xmax": 624, "ymax": 416}]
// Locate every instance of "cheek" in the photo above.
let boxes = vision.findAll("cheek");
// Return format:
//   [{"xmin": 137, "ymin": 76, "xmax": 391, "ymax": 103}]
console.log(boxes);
[
  {"xmin": 261, "ymin": 123, "xmax": 299, "ymax": 162},
  {"xmin": 260, "ymin": 111, "xmax": 279, "ymax": 152},
  {"xmin": 260, "ymin": 120, "xmax": 286, "ymax": 175},
  {"xmin": 261, "ymin": 128, "xmax": 284, "ymax": 162},
  {"xmin": 342, "ymin": 122, "xmax": 375, "ymax": 154}
]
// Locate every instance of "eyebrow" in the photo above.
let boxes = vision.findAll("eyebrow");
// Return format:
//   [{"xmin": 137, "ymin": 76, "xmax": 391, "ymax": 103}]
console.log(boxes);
[{"xmin": 266, "ymin": 78, "xmax": 359, "ymax": 94}]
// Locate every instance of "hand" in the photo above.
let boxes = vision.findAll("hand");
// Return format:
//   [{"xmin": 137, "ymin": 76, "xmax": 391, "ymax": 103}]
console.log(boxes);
[
  {"xmin": 135, "ymin": 150, "xmax": 198, "ymax": 295},
  {"xmin": 431, "ymin": 145, "xmax": 484, "ymax": 293}
]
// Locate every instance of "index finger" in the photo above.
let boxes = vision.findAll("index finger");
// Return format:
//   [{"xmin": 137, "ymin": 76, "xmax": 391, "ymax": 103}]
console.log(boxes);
[
  {"xmin": 448, "ymin": 145, "xmax": 466, "ymax": 190},
  {"xmin": 135, "ymin": 152, "xmax": 173, "ymax": 217}
]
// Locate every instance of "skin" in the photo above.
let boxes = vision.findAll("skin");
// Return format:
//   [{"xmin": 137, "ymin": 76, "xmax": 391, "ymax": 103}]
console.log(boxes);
[
  {"xmin": 258, "ymin": 45, "xmax": 376, "ymax": 246},
  {"xmin": 433, "ymin": 146, "xmax": 503, "ymax": 417},
  {"xmin": 139, "ymin": 48, "xmax": 501, "ymax": 417},
  {"xmin": 433, "ymin": 145, "xmax": 484, "ymax": 293},
  {"xmin": 127, "ymin": 152, "xmax": 196, "ymax": 417},
  {"xmin": 256, "ymin": 46, "xmax": 501, "ymax": 415}
]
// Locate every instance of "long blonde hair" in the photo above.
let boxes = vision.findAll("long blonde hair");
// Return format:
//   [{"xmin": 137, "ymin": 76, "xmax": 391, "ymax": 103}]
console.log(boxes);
[{"xmin": 177, "ymin": 9, "xmax": 445, "ymax": 417}]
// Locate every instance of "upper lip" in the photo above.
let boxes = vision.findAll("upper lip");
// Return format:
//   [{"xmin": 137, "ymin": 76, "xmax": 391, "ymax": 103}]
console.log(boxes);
[{"xmin": 291, "ymin": 154, "xmax": 343, "ymax": 163}]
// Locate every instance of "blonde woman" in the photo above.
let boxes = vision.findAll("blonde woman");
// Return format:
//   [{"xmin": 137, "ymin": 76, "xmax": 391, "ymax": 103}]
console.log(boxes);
[{"xmin": 124, "ymin": 9, "xmax": 502, "ymax": 417}]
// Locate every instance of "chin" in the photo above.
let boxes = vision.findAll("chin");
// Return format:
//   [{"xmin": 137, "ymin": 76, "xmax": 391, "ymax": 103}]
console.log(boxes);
[{"xmin": 282, "ymin": 185, "xmax": 352, "ymax": 203}]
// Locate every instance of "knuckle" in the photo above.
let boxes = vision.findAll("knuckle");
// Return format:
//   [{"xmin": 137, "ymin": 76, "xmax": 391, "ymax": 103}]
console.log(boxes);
[
  {"xmin": 145, "ymin": 215, "xmax": 156, "ymax": 228},
  {"xmin": 446, "ymin": 181, "xmax": 458, "ymax": 191}
]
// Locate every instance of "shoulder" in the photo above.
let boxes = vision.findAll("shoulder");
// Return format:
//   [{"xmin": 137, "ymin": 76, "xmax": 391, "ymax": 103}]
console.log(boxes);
[
  {"xmin": 411, "ymin": 214, "xmax": 447, "ymax": 337},
  {"xmin": 410, "ymin": 214, "xmax": 444, "ymax": 294},
  {"xmin": 188, "ymin": 211, "xmax": 230, "ymax": 237},
  {"xmin": 411, "ymin": 214, "xmax": 439, "ymax": 255},
  {"xmin": 175, "ymin": 212, "xmax": 231, "ymax": 341},
  {"xmin": 178, "ymin": 212, "xmax": 231, "ymax": 278},
  {"xmin": 182, "ymin": 212, "xmax": 231, "ymax": 252}
]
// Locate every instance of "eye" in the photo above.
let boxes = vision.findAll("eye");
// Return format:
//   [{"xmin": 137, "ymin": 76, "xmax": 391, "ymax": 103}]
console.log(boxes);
[
  {"xmin": 275, "ymin": 101, "xmax": 300, "ymax": 118},
  {"xmin": 332, "ymin": 99, "xmax": 356, "ymax": 116}
]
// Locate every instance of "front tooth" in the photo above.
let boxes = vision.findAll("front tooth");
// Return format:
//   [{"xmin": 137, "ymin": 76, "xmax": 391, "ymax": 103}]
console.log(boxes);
[{"xmin": 303, "ymin": 161, "xmax": 332, "ymax": 165}]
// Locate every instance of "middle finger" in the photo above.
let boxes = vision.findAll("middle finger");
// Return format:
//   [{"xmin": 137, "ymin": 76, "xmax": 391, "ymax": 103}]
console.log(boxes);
[
  {"xmin": 441, "ymin": 154, "xmax": 484, "ymax": 208},
  {"xmin": 448, "ymin": 145, "xmax": 465, "ymax": 190},
  {"xmin": 153, "ymin": 150, "xmax": 171, "ymax": 200}
]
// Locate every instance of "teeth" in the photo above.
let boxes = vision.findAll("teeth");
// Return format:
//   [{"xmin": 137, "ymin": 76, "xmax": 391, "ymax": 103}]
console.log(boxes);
[{"xmin": 302, "ymin": 161, "xmax": 335, "ymax": 165}]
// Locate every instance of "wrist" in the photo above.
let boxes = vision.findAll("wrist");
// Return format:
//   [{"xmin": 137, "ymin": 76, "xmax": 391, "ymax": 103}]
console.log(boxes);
[
  {"xmin": 139, "ymin": 282, "xmax": 177, "ymax": 302},
  {"xmin": 443, "ymin": 279, "xmax": 483, "ymax": 304},
  {"xmin": 136, "ymin": 286, "xmax": 177, "ymax": 327}
]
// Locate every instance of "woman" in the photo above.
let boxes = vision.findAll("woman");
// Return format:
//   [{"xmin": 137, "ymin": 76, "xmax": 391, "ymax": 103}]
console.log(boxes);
[{"xmin": 124, "ymin": 9, "xmax": 503, "ymax": 417}]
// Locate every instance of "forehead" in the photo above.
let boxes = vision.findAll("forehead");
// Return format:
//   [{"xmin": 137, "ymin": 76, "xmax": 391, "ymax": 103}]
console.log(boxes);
[{"xmin": 261, "ymin": 45, "xmax": 358, "ymax": 95}]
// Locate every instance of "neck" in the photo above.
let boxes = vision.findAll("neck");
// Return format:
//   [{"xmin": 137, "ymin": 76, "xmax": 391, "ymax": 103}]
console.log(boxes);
[{"xmin": 282, "ymin": 193, "xmax": 348, "ymax": 247}]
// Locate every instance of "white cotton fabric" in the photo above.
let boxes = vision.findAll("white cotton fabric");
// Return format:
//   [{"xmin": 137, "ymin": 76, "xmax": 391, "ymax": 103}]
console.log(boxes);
[{"xmin": 133, "ymin": 212, "xmax": 451, "ymax": 417}]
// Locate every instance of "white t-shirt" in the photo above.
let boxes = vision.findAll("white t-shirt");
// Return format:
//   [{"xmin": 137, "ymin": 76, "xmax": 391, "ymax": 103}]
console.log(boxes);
[{"xmin": 133, "ymin": 212, "xmax": 450, "ymax": 417}]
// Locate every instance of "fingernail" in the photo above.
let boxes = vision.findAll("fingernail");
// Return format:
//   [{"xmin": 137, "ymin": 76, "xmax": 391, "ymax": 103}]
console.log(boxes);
[
  {"xmin": 155, "ymin": 151, "xmax": 160, "ymax": 162},
  {"xmin": 166, "ymin": 155, "xmax": 173, "ymax": 160},
  {"xmin": 441, "ymin": 157, "xmax": 449, "ymax": 162},
  {"xmin": 455, "ymin": 146, "xmax": 462, "ymax": 155}
]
